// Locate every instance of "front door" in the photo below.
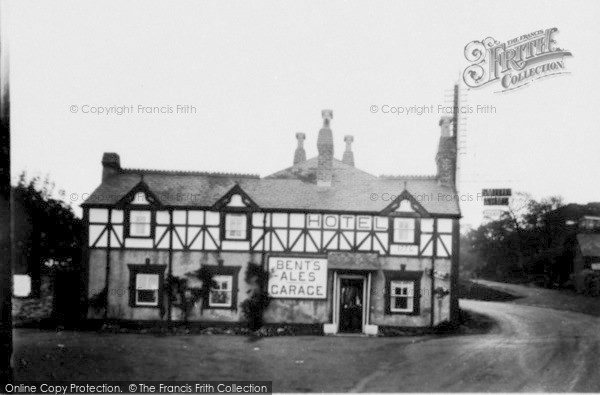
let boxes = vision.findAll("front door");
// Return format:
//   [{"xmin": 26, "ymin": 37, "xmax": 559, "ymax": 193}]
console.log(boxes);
[{"xmin": 339, "ymin": 278, "xmax": 364, "ymax": 333}]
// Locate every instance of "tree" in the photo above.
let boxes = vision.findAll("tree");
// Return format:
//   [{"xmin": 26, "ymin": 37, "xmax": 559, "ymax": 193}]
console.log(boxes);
[
  {"xmin": 464, "ymin": 192, "xmax": 564, "ymax": 284},
  {"xmin": 12, "ymin": 172, "xmax": 83, "ymax": 297}
]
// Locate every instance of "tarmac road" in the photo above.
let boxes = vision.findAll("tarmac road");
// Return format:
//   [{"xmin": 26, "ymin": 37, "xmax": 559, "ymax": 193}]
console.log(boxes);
[
  {"xmin": 13, "ymin": 299, "xmax": 600, "ymax": 392},
  {"xmin": 352, "ymin": 300, "xmax": 600, "ymax": 392}
]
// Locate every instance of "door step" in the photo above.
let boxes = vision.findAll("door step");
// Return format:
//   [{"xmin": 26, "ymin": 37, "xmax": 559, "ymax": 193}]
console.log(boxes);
[{"xmin": 334, "ymin": 332, "xmax": 369, "ymax": 337}]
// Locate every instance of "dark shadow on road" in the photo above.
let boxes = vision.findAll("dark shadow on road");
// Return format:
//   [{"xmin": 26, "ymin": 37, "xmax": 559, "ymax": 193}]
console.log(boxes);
[{"xmin": 459, "ymin": 279, "xmax": 523, "ymax": 302}]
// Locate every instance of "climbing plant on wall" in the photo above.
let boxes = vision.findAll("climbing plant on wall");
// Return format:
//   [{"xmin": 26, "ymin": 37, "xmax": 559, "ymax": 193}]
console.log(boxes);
[
  {"xmin": 167, "ymin": 267, "xmax": 215, "ymax": 324},
  {"xmin": 240, "ymin": 262, "xmax": 271, "ymax": 331}
]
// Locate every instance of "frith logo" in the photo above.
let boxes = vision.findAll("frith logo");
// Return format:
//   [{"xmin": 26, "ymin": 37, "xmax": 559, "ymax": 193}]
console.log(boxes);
[{"xmin": 462, "ymin": 28, "xmax": 572, "ymax": 92}]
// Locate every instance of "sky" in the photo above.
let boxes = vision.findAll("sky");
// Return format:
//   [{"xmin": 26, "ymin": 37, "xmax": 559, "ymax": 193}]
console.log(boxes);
[{"xmin": 7, "ymin": 0, "xmax": 600, "ymax": 227}]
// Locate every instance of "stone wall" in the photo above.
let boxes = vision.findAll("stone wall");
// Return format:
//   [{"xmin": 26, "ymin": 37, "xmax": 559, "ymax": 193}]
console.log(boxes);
[{"xmin": 12, "ymin": 275, "xmax": 53, "ymax": 325}]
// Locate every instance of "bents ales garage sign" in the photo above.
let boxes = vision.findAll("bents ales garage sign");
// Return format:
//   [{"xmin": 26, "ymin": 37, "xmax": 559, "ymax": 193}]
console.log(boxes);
[
  {"xmin": 268, "ymin": 257, "xmax": 327, "ymax": 299},
  {"xmin": 463, "ymin": 28, "xmax": 572, "ymax": 92}
]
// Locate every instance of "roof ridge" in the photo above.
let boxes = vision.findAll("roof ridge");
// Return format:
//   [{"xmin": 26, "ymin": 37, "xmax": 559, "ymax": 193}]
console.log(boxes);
[
  {"xmin": 378, "ymin": 174, "xmax": 438, "ymax": 179},
  {"xmin": 121, "ymin": 168, "xmax": 260, "ymax": 178}
]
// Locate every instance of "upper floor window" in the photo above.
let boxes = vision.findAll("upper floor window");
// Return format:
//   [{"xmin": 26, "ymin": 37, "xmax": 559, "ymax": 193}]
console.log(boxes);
[
  {"xmin": 130, "ymin": 210, "xmax": 152, "ymax": 237},
  {"xmin": 393, "ymin": 218, "xmax": 415, "ymax": 243},
  {"xmin": 224, "ymin": 213, "xmax": 247, "ymax": 240}
]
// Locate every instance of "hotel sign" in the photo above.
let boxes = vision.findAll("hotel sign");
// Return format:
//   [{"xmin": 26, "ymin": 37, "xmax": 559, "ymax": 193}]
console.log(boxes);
[{"xmin": 267, "ymin": 257, "xmax": 327, "ymax": 299}]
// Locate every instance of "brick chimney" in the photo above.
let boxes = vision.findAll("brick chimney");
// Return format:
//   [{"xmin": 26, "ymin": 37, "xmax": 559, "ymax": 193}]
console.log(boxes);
[
  {"xmin": 293, "ymin": 132, "xmax": 306, "ymax": 165},
  {"xmin": 317, "ymin": 109, "xmax": 334, "ymax": 187},
  {"xmin": 435, "ymin": 116, "xmax": 457, "ymax": 187},
  {"xmin": 102, "ymin": 152, "xmax": 121, "ymax": 181},
  {"xmin": 342, "ymin": 135, "xmax": 354, "ymax": 167}
]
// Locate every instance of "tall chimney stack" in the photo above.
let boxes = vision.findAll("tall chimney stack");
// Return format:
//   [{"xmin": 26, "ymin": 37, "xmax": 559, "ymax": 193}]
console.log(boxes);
[
  {"xmin": 342, "ymin": 135, "xmax": 355, "ymax": 167},
  {"xmin": 293, "ymin": 132, "xmax": 306, "ymax": 165},
  {"xmin": 435, "ymin": 116, "xmax": 457, "ymax": 187},
  {"xmin": 102, "ymin": 152, "xmax": 121, "ymax": 181},
  {"xmin": 317, "ymin": 109, "xmax": 334, "ymax": 187}
]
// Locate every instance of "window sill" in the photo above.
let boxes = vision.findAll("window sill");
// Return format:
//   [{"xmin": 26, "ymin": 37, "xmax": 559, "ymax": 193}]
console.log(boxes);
[
  {"xmin": 205, "ymin": 305, "xmax": 236, "ymax": 311},
  {"xmin": 386, "ymin": 311, "xmax": 420, "ymax": 316}
]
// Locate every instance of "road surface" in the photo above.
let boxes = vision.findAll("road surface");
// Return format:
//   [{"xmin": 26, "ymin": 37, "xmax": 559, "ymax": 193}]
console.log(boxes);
[
  {"xmin": 13, "ymin": 300, "xmax": 600, "ymax": 392},
  {"xmin": 352, "ymin": 300, "xmax": 600, "ymax": 392}
]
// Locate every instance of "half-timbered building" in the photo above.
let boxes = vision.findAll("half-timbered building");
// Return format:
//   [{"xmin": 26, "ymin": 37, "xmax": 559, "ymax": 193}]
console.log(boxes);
[{"xmin": 82, "ymin": 110, "xmax": 460, "ymax": 334}]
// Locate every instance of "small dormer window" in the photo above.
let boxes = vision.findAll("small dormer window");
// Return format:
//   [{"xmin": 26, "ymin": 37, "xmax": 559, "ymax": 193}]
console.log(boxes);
[
  {"xmin": 396, "ymin": 199, "xmax": 414, "ymax": 212},
  {"xmin": 129, "ymin": 210, "xmax": 152, "ymax": 237},
  {"xmin": 132, "ymin": 192, "xmax": 150, "ymax": 205},
  {"xmin": 227, "ymin": 194, "xmax": 245, "ymax": 207}
]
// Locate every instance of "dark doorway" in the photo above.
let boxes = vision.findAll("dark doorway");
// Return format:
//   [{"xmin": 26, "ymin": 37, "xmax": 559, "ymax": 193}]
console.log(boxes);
[{"xmin": 339, "ymin": 278, "xmax": 364, "ymax": 333}]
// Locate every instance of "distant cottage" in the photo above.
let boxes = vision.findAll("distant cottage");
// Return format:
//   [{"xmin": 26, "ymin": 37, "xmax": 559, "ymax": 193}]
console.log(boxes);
[{"xmin": 82, "ymin": 110, "xmax": 460, "ymax": 334}]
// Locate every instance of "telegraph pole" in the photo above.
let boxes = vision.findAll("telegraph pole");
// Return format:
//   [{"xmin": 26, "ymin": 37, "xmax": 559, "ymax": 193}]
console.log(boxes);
[{"xmin": 0, "ymin": 0, "xmax": 13, "ymax": 383}]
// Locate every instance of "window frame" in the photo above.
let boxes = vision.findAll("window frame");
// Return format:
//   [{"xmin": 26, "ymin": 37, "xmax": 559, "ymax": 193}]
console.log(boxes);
[
  {"xmin": 221, "ymin": 212, "xmax": 250, "ymax": 241},
  {"xmin": 134, "ymin": 273, "xmax": 160, "ymax": 307},
  {"xmin": 128, "ymin": 264, "xmax": 166, "ymax": 309},
  {"xmin": 384, "ymin": 270, "xmax": 422, "ymax": 315},
  {"xmin": 208, "ymin": 274, "xmax": 234, "ymax": 308},
  {"xmin": 391, "ymin": 217, "xmax": 418, "ymax": 244},
  {"xmin": 125, "ymin": 209, "xmax": 155, "ymax": 239},
  {"xmin": 202, "ymin": 265, "xmax": 241, "ymax": 310},
  {"xmin": 389, "ymin": 280, "xmax": 415, "ymax": 313}
]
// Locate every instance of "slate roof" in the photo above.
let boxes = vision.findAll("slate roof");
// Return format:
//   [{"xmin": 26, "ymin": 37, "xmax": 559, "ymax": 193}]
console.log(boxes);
[
  {"xmin": 83, "ymin": 157, "xmax": 460, "ymax": 216},
  {"xmin": 577, "ymin": 234, "xmax": 600, "ymax": 257}
]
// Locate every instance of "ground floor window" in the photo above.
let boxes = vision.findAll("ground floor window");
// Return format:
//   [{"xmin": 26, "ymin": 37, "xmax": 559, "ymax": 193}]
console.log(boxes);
[
  {"xmin": 384, "ymin": 270, "xmax": 422, "ymax": 315},
  {"xmin": 209, "ymin": 275, "xmax": 233, "ymax": 307},
  {"xmin": 135, "ymin": 273, "xmax": 159, "ymax": 306},
  {"xmin": 203, "ymin": 265, "xmax": 241, "ymax": 310},
  {"xmin": 390, "ymin": 281, "xmax": 414, "ymax": 313},
  {"xmin": 128, "ymin": 264, "xmax": 166, "ymax": 308}
]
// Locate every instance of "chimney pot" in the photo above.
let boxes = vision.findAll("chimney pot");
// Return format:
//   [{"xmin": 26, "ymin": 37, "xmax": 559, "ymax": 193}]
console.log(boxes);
[
  {"xmin": 439, "ymin": 116, "xmax": 453, "ymax": 137},
  {"xmin": 102, "ymin": 152, "xmax": 121, "ymax": 182},
  {"xmin": 293, "ymin": 133, "xmax": 307, "ymax": 165},
  {"xmin": 317, "ymin": 110, "xmax": 334, "ymax": 187},
  {"xmin": 321, "ymin": 109, "xmax": 333, "ymax": 127},
  {"xmin": 342, "ymin": 135, "xmax": 355, "ymax": 167}
]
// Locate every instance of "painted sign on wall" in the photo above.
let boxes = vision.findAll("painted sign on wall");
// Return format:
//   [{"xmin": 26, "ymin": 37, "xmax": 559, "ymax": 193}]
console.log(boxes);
[{"xmin": 267, "ymin": 257, "xmax": 327, "ymax": 299}]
